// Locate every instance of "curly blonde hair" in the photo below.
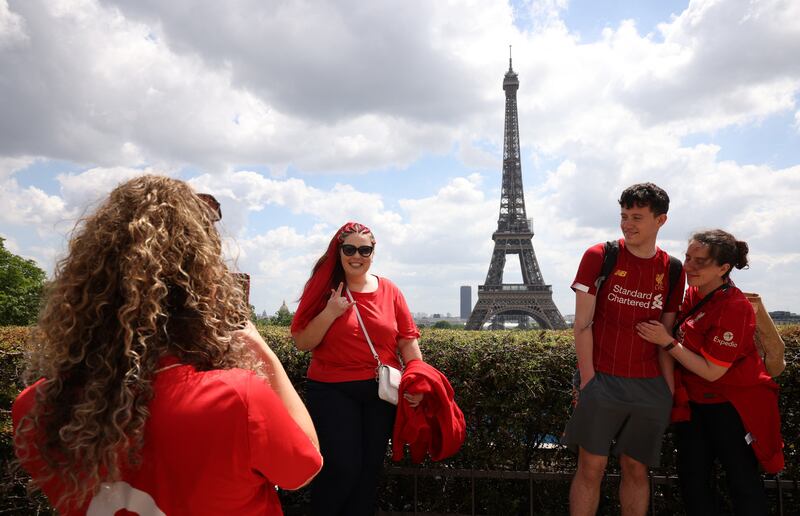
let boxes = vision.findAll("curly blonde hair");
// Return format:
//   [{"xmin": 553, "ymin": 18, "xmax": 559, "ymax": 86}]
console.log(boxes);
[{"xmin": 15, "ymin": 175, "xmax": 257, "ymax": 509}]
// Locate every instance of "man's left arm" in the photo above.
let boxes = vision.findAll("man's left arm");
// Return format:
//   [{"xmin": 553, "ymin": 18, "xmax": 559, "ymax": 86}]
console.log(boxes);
[{"xmin": 658, "ymin": 312, "xmax": 677, "ymax": 394}]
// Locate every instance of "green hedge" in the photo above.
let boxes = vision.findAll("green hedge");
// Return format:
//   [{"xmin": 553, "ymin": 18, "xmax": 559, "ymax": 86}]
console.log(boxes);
[{"xmin": 2, "ymin": 326, "xmax": 798, "ymax": 515}]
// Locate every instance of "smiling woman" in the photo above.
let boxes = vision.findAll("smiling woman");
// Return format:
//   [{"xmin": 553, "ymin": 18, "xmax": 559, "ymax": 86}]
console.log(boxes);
[
  {"xmin": 291, "ymin": 221, "xmax": 424, "ymax": 516},
  {"xmin": 637, "ymin": 229, "xmax": 784, "ymax": 516}
]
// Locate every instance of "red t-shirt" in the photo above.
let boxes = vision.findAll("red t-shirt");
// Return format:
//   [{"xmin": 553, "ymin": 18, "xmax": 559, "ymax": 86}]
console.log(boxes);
[
  {"xmin": 308, "ymin": 277, "xmax": 420, "ymax": 383},
  {"xmin": 677, "ymin": 285, "xmax": 764, "ymax": 403},
  {"xmin": 12, "ymin": 359, "xmax": 322, "ymax": 516},
  {"xmin": 571, "ymin": 239, "xmax": 685, "ymax": 378}
]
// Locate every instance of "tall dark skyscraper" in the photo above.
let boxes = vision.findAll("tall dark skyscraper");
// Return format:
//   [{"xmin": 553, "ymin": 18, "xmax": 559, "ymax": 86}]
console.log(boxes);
[
  {"xmin": 466, "ymin": 51, "xmax": 567, "ymax": 330},
  {"xmin": 460, "ymin": 286, "xmax": 472, "ymax": 320}
]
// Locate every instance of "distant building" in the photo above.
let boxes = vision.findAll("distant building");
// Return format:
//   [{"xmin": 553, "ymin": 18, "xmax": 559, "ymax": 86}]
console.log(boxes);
[
  {"xmin": 769, "ymin": 310, "xmax": 800, "ymax": 325},
  {"xmin": 460, "ymin": 286, "xmax": 472, "ymax": 320},
  {"xmin": 413, "ymin": 314, "xmax": 465, "ymax": 328}
]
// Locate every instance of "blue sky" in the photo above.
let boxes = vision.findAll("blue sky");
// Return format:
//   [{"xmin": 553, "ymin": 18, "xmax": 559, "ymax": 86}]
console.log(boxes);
[{"xmin": 2, "ymin": 0, "xmax": 800, "ymax": 319}]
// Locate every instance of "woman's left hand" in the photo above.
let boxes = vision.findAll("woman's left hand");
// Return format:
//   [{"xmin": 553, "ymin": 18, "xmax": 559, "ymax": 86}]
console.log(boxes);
[
  {"xmin": 404, "ymin": 392, "xmax": 424, "ymax": 408},
  {"xmin": 636, "ymin": 320, "xmax": 674, "ymax": 347},
  {"xmin": 236, "ymin": 321, "xmax": 271, "ymax": 355}
]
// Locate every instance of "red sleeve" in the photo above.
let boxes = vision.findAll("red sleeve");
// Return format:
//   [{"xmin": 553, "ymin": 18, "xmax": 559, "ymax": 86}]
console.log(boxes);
[
  {"xmin": 701, "ymin": 298, "xmax": 755, "ymax": 367},
  {"xmin": 393, "ymin": 283, "xmax": 420, "ymax": 340},
  {"xmin": 12, "ymin": 381, "xmax": 82, "ymax": 515},
  {"xmin": 665, "ymin": 265, "xmax": 686, "ymax": 313},
  {"xmin": 571, "ymin": 243, "xmax": 605, "ymax": 296},
  {"xmin": 246, "ymin": 375, "xmax": 322, "ymax": 489}
]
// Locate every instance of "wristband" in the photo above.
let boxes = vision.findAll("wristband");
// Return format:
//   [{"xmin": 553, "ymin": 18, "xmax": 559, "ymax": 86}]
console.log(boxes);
[{"xmin": 663, "ymin": 340, "xmax": 678, "ymax": 352}]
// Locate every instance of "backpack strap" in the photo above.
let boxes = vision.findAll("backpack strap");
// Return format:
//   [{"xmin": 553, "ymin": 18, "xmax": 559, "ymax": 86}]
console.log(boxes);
[
  {"xmin": 664, "ymin": 254, "xmax": 683, "ymax": 309},
  {"xmin": 594, "ymin": 240, "xmax": 619, "ymax": 292},
  {"xmin": 595, "ymin": 242, "xmax": 683, "ymax": 309}
]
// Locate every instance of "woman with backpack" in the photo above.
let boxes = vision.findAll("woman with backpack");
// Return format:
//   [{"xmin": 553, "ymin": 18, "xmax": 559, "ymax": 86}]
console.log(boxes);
[{"xmin": 637, "ymin": 229, "xmax": 783, "ymax": 516}]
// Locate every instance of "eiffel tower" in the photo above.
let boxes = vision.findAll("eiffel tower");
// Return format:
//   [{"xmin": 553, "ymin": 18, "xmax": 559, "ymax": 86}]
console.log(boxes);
[{"xmin": 466, "ymin": 51, "xmax": 567, "ymax": 330}]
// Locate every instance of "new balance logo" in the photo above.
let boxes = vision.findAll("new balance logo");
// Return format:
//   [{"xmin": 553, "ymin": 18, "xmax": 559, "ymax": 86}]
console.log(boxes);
[{"xmin": 614, "ymin": 270, "xmax": 627, "ymax": 277}]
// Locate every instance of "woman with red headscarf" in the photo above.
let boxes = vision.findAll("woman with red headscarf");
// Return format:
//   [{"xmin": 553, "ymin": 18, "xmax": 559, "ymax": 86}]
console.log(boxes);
[{"xmin": 291, "ymin": 222, "xmax": 423, "ymax": 516}]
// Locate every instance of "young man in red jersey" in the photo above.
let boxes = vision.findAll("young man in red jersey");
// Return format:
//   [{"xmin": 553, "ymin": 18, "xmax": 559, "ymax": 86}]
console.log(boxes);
[{"xmin": 564, "ymin": 183, "xmax": 685, "ymax": 516}]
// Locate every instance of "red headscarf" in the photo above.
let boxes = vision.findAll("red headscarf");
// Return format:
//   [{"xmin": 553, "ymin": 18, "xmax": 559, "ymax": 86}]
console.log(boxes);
[{"xmin": 291, "ymin": 222, "xmax": 373, "ymax": 333}]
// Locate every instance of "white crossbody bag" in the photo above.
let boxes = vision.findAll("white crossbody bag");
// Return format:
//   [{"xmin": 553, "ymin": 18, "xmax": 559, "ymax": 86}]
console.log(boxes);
[{"xmin": 346, "ymin": 287, "xmax": 402, "ymax": 405}]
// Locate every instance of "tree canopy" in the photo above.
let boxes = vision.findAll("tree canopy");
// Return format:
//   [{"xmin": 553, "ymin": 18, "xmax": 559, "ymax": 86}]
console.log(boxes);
[{"xmin": 0, "ymin": 237, "xmax": 46, "ymax": 326}]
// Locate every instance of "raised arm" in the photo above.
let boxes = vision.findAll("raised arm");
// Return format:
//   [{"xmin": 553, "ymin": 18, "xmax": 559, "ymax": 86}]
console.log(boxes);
[
  {"xmin": 236, "ymin": 322, "xmax": 320, "ymax": 452},
  {"xmin": 292, "ymin": 282, "xmax": 353, "ymax": 351}
]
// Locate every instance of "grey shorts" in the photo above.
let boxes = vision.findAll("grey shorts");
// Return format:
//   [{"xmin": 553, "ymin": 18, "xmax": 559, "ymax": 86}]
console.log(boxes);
[{"xmin": 562, "ymin": 371, "xmax": 672, "ymax": 467}]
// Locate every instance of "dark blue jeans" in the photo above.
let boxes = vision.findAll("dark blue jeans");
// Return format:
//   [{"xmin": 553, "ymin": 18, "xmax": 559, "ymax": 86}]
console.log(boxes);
[
  {"xmin": 305, "ymin": 379, "xmax": 396, "ymax": 516},
  {"xmin": 676, "ymin": 401, "xmax": 767, "ymax": 516}
]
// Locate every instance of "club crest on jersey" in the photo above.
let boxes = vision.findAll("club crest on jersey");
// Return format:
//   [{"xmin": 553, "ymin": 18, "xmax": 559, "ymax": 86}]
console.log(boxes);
[
  {"xmin": 654, "ymin": 273, "xmax": 665, "ymax": 291},
  {"xmin": 614, "ymin": 270, "xmax": 627, "ymax": 277}
]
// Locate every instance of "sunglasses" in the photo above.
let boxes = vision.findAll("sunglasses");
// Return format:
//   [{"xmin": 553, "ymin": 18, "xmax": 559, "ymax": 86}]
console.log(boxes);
[{"xmin": 340, "ymin": 244, "xmax": 374, "ymax": 257}]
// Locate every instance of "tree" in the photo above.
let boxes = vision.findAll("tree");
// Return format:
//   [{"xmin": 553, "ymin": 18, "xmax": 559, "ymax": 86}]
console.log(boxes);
[
  {"xmin": 268, "ymin": 300, "xmax": 294, "ymax": 326},
  {"xmin": 433, "ymin": 320, "xmax": 452, "ymax": 329},
  {"xmin": 0, "ymin": 237, "xmax": 47, "ymax": 326}
]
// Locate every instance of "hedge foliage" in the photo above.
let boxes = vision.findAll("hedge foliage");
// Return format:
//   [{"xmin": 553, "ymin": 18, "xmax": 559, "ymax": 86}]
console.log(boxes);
[{"xmin": 2, "ymin": 325, "xmax": 798, "ymax": 515}]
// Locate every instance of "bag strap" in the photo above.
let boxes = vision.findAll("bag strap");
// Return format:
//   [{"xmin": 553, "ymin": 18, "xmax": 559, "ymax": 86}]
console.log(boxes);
[
  {"xmin": 594, "ymin": 240, "xmax": 619, "ymax": 292},
  {"xmin": 673, "ymin": 283, "xmax": 729, "ymax": 334},
  {"xmin": 345, "ymin": 287, "xmax": 382, "ymax": 368},
  {"xmin": 596, "ymin": 241, "xmax": 683, "ymax": 310},
  {"xmin": 664, "ymin": 254, "xmax": 683, "ymax": 308}
]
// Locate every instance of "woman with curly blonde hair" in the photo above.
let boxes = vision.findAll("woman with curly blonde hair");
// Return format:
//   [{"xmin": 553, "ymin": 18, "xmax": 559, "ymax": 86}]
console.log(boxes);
[{"xmin": 12, "ymin": 175, "xmax": 322, "ymax": 515}]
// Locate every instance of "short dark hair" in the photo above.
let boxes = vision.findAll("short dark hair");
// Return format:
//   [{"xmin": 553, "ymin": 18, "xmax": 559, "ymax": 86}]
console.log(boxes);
[
  {"xmin": 691, "ymin": 229, "xmax": 749, "ymax": 278},
  {"xmin": 618, "ymin": 183, "xmax": 670, "ymax": 216}
]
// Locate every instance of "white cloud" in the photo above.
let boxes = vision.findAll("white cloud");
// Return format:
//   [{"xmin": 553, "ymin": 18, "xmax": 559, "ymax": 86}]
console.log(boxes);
[
  {"xmin": 0, "ymin": 155, "xmax": 35, "ymax": 179},
  {"xmin": 0, "ymin": 0, "xmax": 28, "ymax": 49},
  {"xmin": 0, "ymin": 176, "xmax": 70, "ymax": 231},
  {"xmin": 0, "ymin": 234, "xmax": 20, "ymax": 253},
  {"xmin": 2, "ymin": 0, "xmax": 800, "ymax": 316},
  {"xmin": 188, "ymin": 171, "xmax": 499, "ymax": 313},
  {"xmin": 57, "ymin": 166, "xmax": 165, "ymax": 211},
  {"xmin": 0, "ymin": 165, "xmax": 163, "ymax": 238},
  {"xmin": 4, "ymin": 0, "xmax": 799, "ymax": 176}
]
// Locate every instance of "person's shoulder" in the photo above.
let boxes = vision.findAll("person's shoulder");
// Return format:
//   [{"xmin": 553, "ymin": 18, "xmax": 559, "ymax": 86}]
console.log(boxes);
[
  {"xmin": 577, "ymin": 242, "xmax": 607, "ymax": 265},
  {"xmin": 188, "ymin": 367, "xmax": 261, "ymax": 406},
  {"xmin": 721, "ymin": 286, "xmax": 755, "ymax": 315},
  {"xmin": 203, "ymin": 367, "xmax": 257, "ymax": 387},
  {"xmin": 12, "ymin": 378, "xmax": 47, "ymax": 426},
  {"xmin": 585, "ymin": 242, "xmax": 608, "ymax": 256},
  {"xmin": 376, "ymin": 276, "xmax": 400, "ymax": 292},
  {"xmin": 649, "ymin": 245, "xmax": 677, "ymax": 267}
]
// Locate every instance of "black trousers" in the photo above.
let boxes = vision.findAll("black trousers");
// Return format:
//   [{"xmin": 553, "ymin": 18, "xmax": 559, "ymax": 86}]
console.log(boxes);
[
  {"xmin": 676, "ymin": 401, "xmax": 767, "ymax": 516},
  {"xmin": 305, "ymin": 379, "xmax": 396, "ymax": 516}
]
